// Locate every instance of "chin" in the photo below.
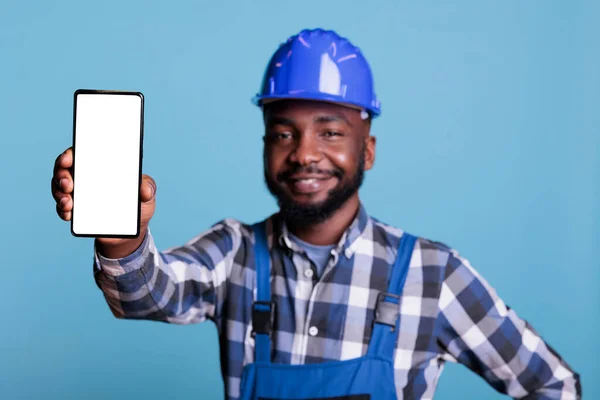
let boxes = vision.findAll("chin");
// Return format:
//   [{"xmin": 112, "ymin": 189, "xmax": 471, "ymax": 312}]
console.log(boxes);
[{"xmin": 289, "ymin": 192, "xmax": 328, "ymax": 203}]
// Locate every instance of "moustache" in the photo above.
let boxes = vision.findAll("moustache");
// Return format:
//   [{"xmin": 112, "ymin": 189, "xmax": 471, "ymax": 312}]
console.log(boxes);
[{"xmin": 277, "ymin": 165, "xmax": 344, "ymax": 182}]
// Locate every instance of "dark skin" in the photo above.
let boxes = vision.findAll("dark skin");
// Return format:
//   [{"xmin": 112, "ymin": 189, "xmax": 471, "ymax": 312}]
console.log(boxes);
[{"xmin": 263, "ymin": 100, "xmax": 376, "ymax": 245}]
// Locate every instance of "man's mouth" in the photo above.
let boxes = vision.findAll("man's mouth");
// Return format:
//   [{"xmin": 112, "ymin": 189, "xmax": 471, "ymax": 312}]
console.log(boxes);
[{"xmin": 287, "ymin": 175, "xmax": 335, "ymax": 195}]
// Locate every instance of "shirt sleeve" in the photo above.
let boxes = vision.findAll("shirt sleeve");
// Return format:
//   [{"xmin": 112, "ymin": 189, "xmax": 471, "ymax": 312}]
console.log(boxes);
[
  {"xmin": 92, "ymin": 218, "xmax": 244, "ymax": 326},
  {"xmin": 436, "ymin": 250, "xmax": 581, "ymax": 399}
]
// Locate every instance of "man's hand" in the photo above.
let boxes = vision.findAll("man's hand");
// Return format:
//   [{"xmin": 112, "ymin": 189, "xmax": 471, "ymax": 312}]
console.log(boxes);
[{"xmin": 51, "ymin": 146, "xmax": 157, "ymax": 258}]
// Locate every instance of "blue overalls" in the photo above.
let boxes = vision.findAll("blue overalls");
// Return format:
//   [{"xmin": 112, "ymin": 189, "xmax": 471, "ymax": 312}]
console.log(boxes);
[{"xmin": 239, "ymin": 222, "xmax": 417, "ymax": 400}]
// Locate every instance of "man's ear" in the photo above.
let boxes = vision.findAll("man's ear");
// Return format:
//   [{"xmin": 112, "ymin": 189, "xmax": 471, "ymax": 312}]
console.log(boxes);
[{"xmin": 364, "ymin": 135, "xmax": 376, "ymax": 170}]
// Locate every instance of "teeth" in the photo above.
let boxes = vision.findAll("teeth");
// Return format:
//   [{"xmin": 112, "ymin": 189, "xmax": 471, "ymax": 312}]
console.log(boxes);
[{"xmin": 298, "ymin": 179, "xmax": 316, "ymax": 184}]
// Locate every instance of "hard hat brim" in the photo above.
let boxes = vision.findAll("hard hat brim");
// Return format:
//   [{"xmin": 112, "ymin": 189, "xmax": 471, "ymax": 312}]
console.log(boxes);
[{"xmin": 252, "ymin": 93, "xmax": 380, "ymax": 118}]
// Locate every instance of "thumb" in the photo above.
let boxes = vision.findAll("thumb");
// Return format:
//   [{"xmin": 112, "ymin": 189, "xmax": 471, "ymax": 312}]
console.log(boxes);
[{"xmin": 140, "ymin": 174, "xmax": 156, "ymax": 203}]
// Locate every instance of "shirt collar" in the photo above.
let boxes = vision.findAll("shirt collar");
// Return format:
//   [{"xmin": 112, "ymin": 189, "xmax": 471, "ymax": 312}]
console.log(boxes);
[{"xmin": 275, "ymin": 203, "xmax": 371, "ymax": 258}]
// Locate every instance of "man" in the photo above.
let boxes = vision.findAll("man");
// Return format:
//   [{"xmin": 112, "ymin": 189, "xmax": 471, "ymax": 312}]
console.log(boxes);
[{"xmin": 51, "ymin": 29, "xmax": 581, "ymax": 399}]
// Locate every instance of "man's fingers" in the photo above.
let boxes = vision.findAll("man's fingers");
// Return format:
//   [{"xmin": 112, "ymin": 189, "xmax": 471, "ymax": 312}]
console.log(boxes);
[
  {"xmin": 52, "ymin": 170, "xmax": 73, "ymax": 194},
  {"xmin": 56, "ymin": 203, "xmax": 72, "ymax": 221},
  {"xmin": 58, "ymin": 193, "xmax": 72, "ymax": 211},
  {"xmin": 52, "ymin": 179, "xmax": 72, "ymax": 209},
  {"xmin": 54, "ymin": 147, "xmax": 73, "ymax": 175},
  {"xmin": 140, "ymin": 175, "xmax": 156, "ymax": 202},
  {"xmin": 51, "ymin": 179, "xmax": 63, "ymax": 201},
  {"xmin": 53, "ymin": 148, "xmax": 74, "ymax": 198}
]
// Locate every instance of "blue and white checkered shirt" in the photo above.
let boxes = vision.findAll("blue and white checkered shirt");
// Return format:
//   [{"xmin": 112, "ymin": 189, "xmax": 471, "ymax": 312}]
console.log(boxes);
[{"xmin": 93, "ymin": 205, "xmax": 581, "ymax": 399}]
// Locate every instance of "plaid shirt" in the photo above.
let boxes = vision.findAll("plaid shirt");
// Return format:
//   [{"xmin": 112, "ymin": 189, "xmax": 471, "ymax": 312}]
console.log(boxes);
[{"xmin": 93, "ymin": 205, "xmax": 581, "ymax": 399}]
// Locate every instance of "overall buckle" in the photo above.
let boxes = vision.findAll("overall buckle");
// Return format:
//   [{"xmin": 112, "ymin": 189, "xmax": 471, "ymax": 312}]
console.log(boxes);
[
  {"xmin": 374, "ymin": 291, "xmax": 401, "ymax": 332},
  {"xmin": 251, "ymin": 300, "xmax": 276, "ymax": 338}
]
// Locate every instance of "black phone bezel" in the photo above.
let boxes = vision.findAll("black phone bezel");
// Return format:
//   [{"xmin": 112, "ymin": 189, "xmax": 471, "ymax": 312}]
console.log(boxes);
[{"xmin": 70, "ymin": 89, "xmax": 145, "ymax": 239}]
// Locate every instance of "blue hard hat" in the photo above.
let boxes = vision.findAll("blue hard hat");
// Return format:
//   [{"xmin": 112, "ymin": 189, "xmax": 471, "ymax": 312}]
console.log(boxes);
[{"xmin": 252, "ymin": 28, "xmax": 381, "ymax": 117}]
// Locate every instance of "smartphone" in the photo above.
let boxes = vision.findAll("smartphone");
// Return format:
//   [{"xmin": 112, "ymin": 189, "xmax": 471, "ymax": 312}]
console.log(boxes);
[{"xmin": 71, "ymin": 89, "xmax": 144, "ymax": 238}]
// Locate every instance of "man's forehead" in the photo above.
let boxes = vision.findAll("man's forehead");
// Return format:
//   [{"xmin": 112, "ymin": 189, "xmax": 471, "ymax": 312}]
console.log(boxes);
[{"xmin": 263, "ymin": 99, "xmax": 362, "ymax": 121}]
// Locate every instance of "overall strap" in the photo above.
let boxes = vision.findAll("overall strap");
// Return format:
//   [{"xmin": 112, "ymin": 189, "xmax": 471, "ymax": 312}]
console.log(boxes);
[
  {"xmin": 367, "ymin": 232, "xmax": 418, "ymax": 360},
  {"xmin": 251, "ymin": 221, "xmax": 274, "ymax": 363}
]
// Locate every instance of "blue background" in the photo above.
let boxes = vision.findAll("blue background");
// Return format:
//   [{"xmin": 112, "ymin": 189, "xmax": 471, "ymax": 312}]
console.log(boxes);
[{"xmin": 1, "ymin": 0, "xmax": 597, "ymax": 399}]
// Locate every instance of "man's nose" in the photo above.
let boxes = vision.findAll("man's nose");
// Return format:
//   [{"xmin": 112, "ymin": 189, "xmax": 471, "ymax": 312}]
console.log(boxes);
[{"xmin": 289, "ymin": 134, "xmax": 322, "ymax": 166}]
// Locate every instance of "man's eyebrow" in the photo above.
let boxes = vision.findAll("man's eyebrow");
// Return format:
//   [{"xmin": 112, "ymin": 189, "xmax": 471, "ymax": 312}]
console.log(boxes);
[
  {"xmin": 266, "ymin": 116, "xmax": 295, "ymax": 126},
  {"xmin": 314, "ymin": 114, "xmax": 353, "ymax": 127},
  {"xmin": 265, "ymin": 114, "xmax": 353, "ymax": 127}
]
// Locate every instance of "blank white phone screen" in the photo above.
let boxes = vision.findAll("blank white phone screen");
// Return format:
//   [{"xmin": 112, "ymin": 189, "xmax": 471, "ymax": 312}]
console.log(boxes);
[{"xmin": 72, "ymin": 93, "xmax": 142, "ymax": 236}]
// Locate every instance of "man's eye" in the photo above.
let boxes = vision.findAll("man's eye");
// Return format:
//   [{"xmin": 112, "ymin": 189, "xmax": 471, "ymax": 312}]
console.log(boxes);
[
  {"xmin": 323, "ymin": 131, "xmax": 342, "ymax": 137},
  {"xmin": 267, "ymin": 131, "xmax": 292, "ymax": 141},
  {"xmin": 275, "ymin": 132, "xmax": 292, "ymax": 139}
]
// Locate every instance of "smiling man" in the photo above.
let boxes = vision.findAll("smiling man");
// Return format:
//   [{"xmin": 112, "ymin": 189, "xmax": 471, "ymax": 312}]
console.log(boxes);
[
  {"xmin": 51, "ymin": 29, "xmax": 580, "ymax": 399},
  {"xmin": 262, "ymin": 99, "xmax": 373, "ymax": 246}
]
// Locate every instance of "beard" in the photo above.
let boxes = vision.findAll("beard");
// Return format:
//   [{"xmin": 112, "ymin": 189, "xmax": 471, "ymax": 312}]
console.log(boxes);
[{"xmin": 264, "ymin": 152, "xmax": 365, "ymax": 228}]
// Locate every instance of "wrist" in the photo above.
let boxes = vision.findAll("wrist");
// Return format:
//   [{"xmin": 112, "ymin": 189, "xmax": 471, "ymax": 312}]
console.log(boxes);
[{"xmin": 96, "ymin": 228, "xmax": 148, "ymax": 259}]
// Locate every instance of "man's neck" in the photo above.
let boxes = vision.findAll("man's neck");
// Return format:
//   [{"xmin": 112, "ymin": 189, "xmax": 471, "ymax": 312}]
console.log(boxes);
[{"xmin": 285, "ymin": 195, "xmax": 360, "ymax": 246}]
